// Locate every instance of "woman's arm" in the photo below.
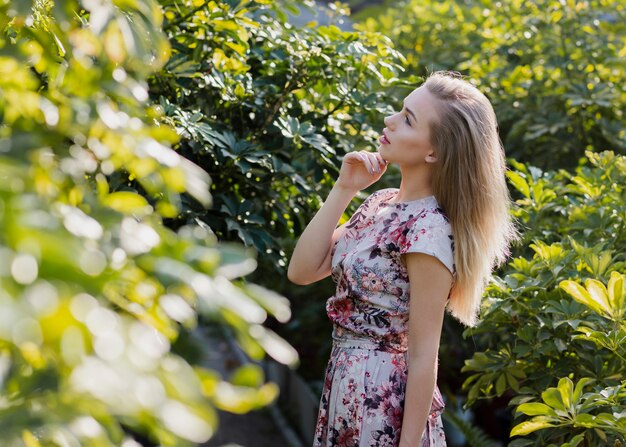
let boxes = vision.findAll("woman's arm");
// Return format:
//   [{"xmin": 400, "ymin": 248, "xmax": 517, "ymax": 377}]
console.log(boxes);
[
  {"xmin": 287, "ymin": 151, "xmax": 387, "ymax": 285},
  {"xmin": 399, "ymin": 252, "xmax": 452, "ymax": 446},
  {"xmin": 287, "ymin": 184, "xmax": 355, "ymax": 285}
]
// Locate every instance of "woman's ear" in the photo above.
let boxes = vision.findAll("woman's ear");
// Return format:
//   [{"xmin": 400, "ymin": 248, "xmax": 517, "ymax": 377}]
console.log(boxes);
[{"xmin": 425, "ymin": 151, "xmax": 438, "ymax": 163}]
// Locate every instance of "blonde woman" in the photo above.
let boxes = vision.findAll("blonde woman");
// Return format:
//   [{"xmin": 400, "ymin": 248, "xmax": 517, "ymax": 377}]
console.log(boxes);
[{"xmin": 288, "ymin": 71, "xmax": 516, "ymax": 447}]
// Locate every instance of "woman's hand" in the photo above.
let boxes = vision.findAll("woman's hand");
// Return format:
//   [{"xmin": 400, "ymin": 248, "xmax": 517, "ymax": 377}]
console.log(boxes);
[{"xmin": 335, "ymin": 150, "xmax": 387, "ymax": 192}]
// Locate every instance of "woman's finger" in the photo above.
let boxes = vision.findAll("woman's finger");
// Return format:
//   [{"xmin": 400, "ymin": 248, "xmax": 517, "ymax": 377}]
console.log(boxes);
[
  {"xmin": 373, "ymin": 152, "xmax": 387, "ymax": 171},
  {"xmin": 354, "ymin": 152, "xmax": 373, "ymax": 174},
  {"xmin": 375, "ymin": 152, "xmax": 388, "ymax": 168},
  {"xmin": 363, "ymin": 152, "xmax": 379, "ymax": 174},
  {"xmin": 362, "ymin": 151, "xmax": 381, "ymax": 173}
]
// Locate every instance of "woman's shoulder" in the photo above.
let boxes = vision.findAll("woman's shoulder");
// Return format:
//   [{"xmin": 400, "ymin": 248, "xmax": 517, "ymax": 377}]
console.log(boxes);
[
  {"xmin": 376, "ymin": 190, "xmax": 446, "ymax": 215},
  {"xmin": 366, "ymin": 187, "xmax": 397, "ymax": 201},
  {"xmin": 359, "ymin": 188, "xmax": 397, "ymax": 209}
]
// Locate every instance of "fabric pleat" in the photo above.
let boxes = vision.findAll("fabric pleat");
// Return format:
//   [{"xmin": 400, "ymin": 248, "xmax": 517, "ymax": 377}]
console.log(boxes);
[{"xmin": 313, "ymin": 339, "xmax": 446, "ymax": 447}]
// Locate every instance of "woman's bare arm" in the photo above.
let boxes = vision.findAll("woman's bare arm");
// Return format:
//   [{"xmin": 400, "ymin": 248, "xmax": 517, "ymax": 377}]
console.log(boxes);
[
  {"xmin": 287, "ymin": 151, "xmax": 387, "ymax": 285},
  {"xmin": 287, "ymin": 185, "xmax": 355, "ymax": 285},
  {"xmin": 399, "ymin": 253, "xmax": 452, "ymax": 446}
]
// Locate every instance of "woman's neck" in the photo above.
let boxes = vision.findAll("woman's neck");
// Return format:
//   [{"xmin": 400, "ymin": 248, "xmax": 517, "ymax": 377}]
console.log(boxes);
[{"xmin": 394, "ymin": 164, "xmax": 434, "ymax": 202}]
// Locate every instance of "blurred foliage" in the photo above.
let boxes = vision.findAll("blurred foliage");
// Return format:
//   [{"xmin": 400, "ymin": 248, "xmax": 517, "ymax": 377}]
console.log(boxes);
[
  {"xmin": 355, "ymin": 0, "xmax": 626, "ymax": 169},
  {"xmin": 463, "ymin": 151, "xmax": 626, "ymax": 445},
  {"xmin": 0, "ymin": 0, "xmax": 296, "ymax": 445},
  {"xmin": 150, "ymin": 0, "xmax": 410, "ymax": 273},
  {"xmin": 442, "ymin": 409, "xmax": 501, "ymax": 447}
]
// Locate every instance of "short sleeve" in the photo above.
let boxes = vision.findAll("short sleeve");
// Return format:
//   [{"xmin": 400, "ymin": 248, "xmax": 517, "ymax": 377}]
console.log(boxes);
[{"xmin": 400, "ymin": 219, "xmax": 455, "ymax": 275}]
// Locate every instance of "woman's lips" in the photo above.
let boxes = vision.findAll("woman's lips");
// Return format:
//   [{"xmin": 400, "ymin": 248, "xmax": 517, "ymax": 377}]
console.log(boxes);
[{"xmin": 379, "ymin": 133, "xmax": 390, "ymax": 144}]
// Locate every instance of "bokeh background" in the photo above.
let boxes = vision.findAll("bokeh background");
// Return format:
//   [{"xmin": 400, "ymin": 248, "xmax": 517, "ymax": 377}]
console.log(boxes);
[{"xmin": 1, "ymin": 0, "xmax": 625, "ymax": 445}]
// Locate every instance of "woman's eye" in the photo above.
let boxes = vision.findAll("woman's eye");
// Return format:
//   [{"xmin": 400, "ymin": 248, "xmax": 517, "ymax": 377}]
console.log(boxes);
[{"xmin": 405, "ymin": 115, "xmax": 411, "ymax": 126}]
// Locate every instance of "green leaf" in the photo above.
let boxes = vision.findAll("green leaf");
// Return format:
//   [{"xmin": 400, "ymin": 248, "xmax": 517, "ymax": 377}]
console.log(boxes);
[
  {"xmin": 496, "ymin": 373, "xmax": 507, "ymax": 396},
  {"xmin": 607, "ymin": 271, "xmax": 626, "ymax": 317},
  {"xmin": 506, "ymin": 371, "xmax": 520, "ymax": 392},
  {"xmin": 557, "ymin": 377, "xmax": 574, "ymax": 412},
  {"xmin": 516, "ymin": 402, "xmax": 557, "ymax": 417},
  {"xmin": 230, "ymin": 364, "xmax": 264, "ymax": 387},
  {"xmin": 560, "ymin": 280, "xmax": 607, "ymax": 317},
  {"xmin": 248, "ymin": 325, "xmax": 299, "ymax": 367},
  {"xmin": 584, "ymin": 278, "xmax": 611, "ymax": 315},
  {"xmin": 507, "ymin": 170, "xmax": 531, "ymax": 198},
  {"xmin": 573, "ymin": 413, "xmax": 595, "ymax": 428},
  {"xmin": 510, "ymin": 416, "xmax": 559, "ymax": 436},
  {"xmin": 559, "ymin": 433, "xmax": 585, "ymax": 447},
  {"xmin": 242, "ymin": 283, "xmax": 291, "ymax": 323},
  {"xmin": 541, "ymin": 387, "xmax": 566, "ymax": 411},
  {"xmin": 103, "ymin": 191, "xmax": 151, "ymax": 214},
  {"xmin": 572, "ymin": 377, "xmax": 593, "ymax": 403}
]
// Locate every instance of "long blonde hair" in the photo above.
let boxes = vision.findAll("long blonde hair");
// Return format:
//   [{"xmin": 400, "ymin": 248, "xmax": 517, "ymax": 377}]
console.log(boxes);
[{"xmin": 424, "ymin": 71, "xmax": 517, "ymax": 327}]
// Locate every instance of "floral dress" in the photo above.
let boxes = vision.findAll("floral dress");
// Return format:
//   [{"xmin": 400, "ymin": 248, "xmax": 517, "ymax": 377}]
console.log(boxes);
[{"xmin": 313, "ymin": 188, "xmax": 455, "ymax": 447}]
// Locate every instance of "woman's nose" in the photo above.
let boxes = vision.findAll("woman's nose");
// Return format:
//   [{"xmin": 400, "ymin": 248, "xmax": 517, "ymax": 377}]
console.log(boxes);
[{"xmin": 384, "ymin": 115, "xmax": 393, "ymax": 128}]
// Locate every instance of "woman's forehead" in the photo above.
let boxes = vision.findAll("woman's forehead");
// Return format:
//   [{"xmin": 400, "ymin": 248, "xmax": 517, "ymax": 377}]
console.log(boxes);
[{"xmin": 404, "ymin": 87, "xmax": 440, "ymax": 123}]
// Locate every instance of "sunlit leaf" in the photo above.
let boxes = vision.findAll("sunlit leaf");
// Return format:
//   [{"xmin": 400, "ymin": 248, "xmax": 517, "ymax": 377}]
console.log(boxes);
[
  {"xmin": 510, "ymin": 417, "xmax": 559, "ymax": 436},
  {"xmin": 516, "ymin": 402, "xmax": 557, "ymax": 417},
  {"xmin": 507, "ymin": 170, "xmax": 531, "ymax": 198}
]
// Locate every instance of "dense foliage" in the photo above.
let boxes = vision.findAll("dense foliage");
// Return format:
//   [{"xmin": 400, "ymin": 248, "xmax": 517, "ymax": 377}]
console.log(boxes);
[
  {"xmin": 463, "ymin": 151, "xmax": 626, "ymax": 445},
  {"xmin": 151, "ymin": 0, "xmax": 409, "ymax": 273},
  {"xmin": 355, "ymin": 0, "xmax": 626, "ymax": 169},
  {"xmin": 0, "ymin": 1, "xmax": 295, "ymax": 445}
]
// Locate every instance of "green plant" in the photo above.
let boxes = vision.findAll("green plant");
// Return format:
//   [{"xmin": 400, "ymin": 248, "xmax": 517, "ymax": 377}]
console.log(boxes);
[
  {"xmin": 0, "ymin": 1, "xmax": 295, "ymax": 445},
  {"xmin": 462, "ymin": 151, "xmax": 626, "ymax": 445},
  {"xmin": 512, "ymin": 377, "xmax": 626, "ymax": 445},
  {"xmin": 151, "ymin": 0, "xmax": 409, "ymax": 271},
  {"xmin": 442, "ymin": 410, "xmax": 501, "ymax": 447},
  {"xmin": 355, "ymin": 0, "xmax": 626, "ymax": 169},
  {"xmin": 510, "ymin": 270, "xmax": 626, "ymax": 443}
]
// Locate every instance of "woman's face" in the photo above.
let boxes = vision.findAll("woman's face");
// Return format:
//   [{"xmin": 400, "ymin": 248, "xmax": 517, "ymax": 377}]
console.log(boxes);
[{"xmin": 377, "ymin": 86, "xmax": 440, "ymax": 166}]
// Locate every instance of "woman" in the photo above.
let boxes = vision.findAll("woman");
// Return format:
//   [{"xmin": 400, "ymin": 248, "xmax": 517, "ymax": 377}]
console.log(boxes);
[{"xmin": 288, "ymin": 71, "xmax": 516, "ymax": 446}]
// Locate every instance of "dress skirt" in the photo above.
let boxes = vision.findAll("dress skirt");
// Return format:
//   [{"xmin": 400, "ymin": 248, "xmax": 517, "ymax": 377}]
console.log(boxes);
[{"xmin": 313, "ymin": 337, "xmax": 446, "ymax": 447}]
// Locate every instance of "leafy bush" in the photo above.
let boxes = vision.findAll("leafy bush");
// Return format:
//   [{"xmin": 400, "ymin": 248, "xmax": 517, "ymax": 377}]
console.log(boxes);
[
  {"xmin": 355, "ymin": 0, "xmax": 626, "ymax": 169},
  {"xmin": 0, "ymin": 1, "xmax": 295, "ymax": 445},
  {"xmin": 463, "ymin": 151, "xmax": 626, "ymax": 445},
  {"xmin": 150, "ymin": 0, "xmax": 409, "ymax": 272}
]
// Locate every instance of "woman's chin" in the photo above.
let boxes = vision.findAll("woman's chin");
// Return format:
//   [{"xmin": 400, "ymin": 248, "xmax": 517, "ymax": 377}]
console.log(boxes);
[{"xmin": 377, "ymin": 146, "xmax": 391, "ymax": 163}]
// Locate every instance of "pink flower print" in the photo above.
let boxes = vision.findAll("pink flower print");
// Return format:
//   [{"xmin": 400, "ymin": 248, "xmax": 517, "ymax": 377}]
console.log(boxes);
[
  {"xmin": 372, "ymin": 432, "xmax": 394, "ymax": 445},
  {"xmin": 389, "ymin": 216, "xmax": 419, "ymax": 248},
  {"xmin": 377, "ymin": 380, "xmax": 394, "ymax": 401},
  {"xmin": 370, "ymin": 425, "xmax": 397, "ymax": 446},
  {"xmin": 328, "ymin": 298, "xmax": 354, "ymax": 325},
  {"xmin": 382, "ymin": 399, "xmax": 404, "ymax": 428},
  {"xmin": 362, "ymin": 271, "xmax": 383, "ymax": 292},
  {"xmin": 390, "ymin": 355, "xmax": 406, "ymax": 369},
  {"xmin": 388, "ymin": 226, "xmax": 407, "ymax": 247},
  {"xmin": 336, "ymin": 425, "xmax": 357, "ymax": 445},
  {"xmin": 346, "ymin": 379, "xmax": 357, "ymax": 394}
]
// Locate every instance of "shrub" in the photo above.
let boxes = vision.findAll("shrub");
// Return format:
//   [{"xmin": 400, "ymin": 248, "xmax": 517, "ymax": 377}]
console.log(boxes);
[
  {"xmin": 463, "ymin": 151, "xmax": 626, "ymax": 445},
  {"xmin": 150, "ymin": 0, "xmax": 409, "ymax": 272},
  {"xmin": 0, "ymin": 1, "xmax": 294, "ymax": 445},
  {"xmin": 355, "ymin": 0, "xmax": 626, "ymax": 169}
]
